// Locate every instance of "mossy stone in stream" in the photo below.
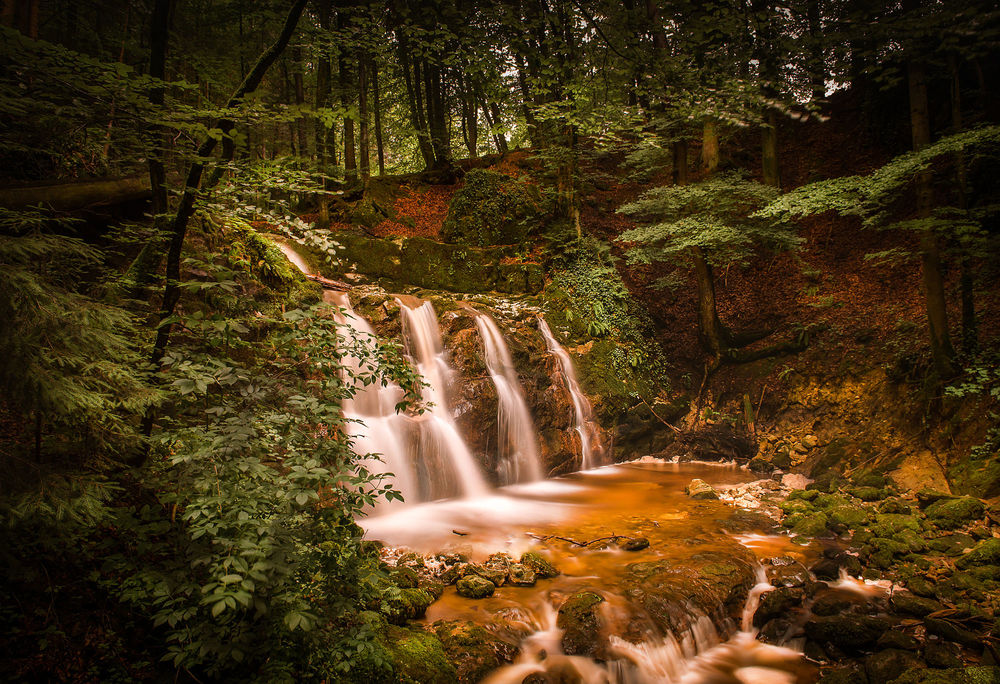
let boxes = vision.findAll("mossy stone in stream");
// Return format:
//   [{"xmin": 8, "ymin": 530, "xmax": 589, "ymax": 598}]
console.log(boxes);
[
  {"xmin": 827, "ymin": 504, "xmax": 869, "ymax": 528},
  {"xmin": 519, "ymin": 552, "xmax": 560, "ymax": 578},
  {"xmin": 865, "ymin": 649, "xmax": 926, "ymax": 683},
  {"xmin": 456, "ymin": 575, "xmax": 496, "ymax": 599},
  {"xmin": 880, "ymin": 498, "xmax": 915, "ymax": 514},
  {"xmin": 924, "ymin": 617, "xmax": 982, "ymax": 648},
  {"xmin": 780, "ymin": 499, "xmax": 816, "ymax": 515},
  {"xmin": 805, "ymin": 615, "xmax": 891, "ymax": 653},
  {"xmin": 889, "ymin": 667, "xmax": 1000, "ymax": 684},
  {"xmin": 818, "ymin": 666, "xmax": 867, "ymax": 684},
  {"xmin": 930, "ymin": 533, "xmax": 978, "ymax": 556},
  {"xmin": 462, "ymin": 562, "xmax": 505, "ymax": 586},
  {"xmin": 789, "ymin": 489, "xmax": 820, "ymax": 502},
  {"xmin": 791, "ymin": 512, "xmax": 829, "ymax": 537},
  {"xmin": 382, "ymin": 624, "xmax": 458, "ymax": 684},
  {"xmin": 558, "ymin": 591, "xmax": 606, "ymax": 658},
  {"xmin": 926, "ymin": 496, "xmax": 985, "ymax": 529},
  {"xmin": 923, "ymin": 641, "xmax": 964, "ymax": 669},
  {"xmin": 685, "ymin": 478, "xmax": 718, "ymax": 500},
  {"xmin": 891, "ymin": 593, "xmax": 944, "ymax": 617},
  {"xmin": 390, "ymin": 565, "xmax": 421, "ymax": 588},
  {"xmin": 506, "ymin": 563, "xmax": 537, "ymax": 586},
  {"xmin": 383, "ymin": 588, "xmax": 435, "ymax": 625},
  {"xmin": 433, "ymin": 620, "xmax": 512, "ymax": 683},
  {"xmin": 872, "ymin": 513, "xmax": 923, "ymax": 536},
  {"xmin": 754, "ymin": 587, "xmax": 805, "ymax": 627}
]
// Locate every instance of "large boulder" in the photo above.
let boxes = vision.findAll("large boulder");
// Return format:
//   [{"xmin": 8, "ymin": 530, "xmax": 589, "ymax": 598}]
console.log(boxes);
[
  {"xmin": 557, "ymin": 591, "xmax": 607, "ymax": 658},
  {"xmin": 441, "ymin": 169, "xmax": 540, "ymax": 246},
  {"xmin": 456, "ymin": 575, "xmax": 496, "ymax": 599},
  {"xmin": 925, "ymin": 496, "xmax": 985, "ymax": 529}
]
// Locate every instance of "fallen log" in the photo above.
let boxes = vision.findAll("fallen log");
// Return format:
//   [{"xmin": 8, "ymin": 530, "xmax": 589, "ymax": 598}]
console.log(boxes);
[
  {"xmin": 0, "ymin": 176, "xmax": 151, "ymax": 212},
  {"xmin": 306, "ymin": 274, "xmax": 351, "ymax": 291}
]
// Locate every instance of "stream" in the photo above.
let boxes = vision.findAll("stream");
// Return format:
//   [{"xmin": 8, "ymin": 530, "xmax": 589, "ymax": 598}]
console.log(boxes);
[{"xmin": 364, "ymin": 461, "xmax": 820, "ymax": 683}]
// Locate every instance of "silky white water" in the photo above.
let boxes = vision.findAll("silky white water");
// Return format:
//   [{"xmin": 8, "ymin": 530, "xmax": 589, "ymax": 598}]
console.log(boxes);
[
  {"xmin": 474, "ymin": 312, "xmax": 544, "ymax": 484},
  {"xmin": 537, "ymin": 317, "xmax": 606, "ymax": 470}
]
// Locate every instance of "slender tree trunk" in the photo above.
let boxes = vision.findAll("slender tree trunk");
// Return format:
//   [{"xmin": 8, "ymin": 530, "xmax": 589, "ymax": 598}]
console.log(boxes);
[
  {"xmin": 701, "ymin": 119, "xmax": 720, "ymax": 174},
  {"xmin": 398, "ymin": 38, "xmax": 435, "ymax": 168},
  {"xmin": 761, "ymin": 111, "xmax": 780, "ymax": 187},
  {"xmin": 315, "ymin": 0, "xmax": 333, "ymax": 225},
  {"xmin": 948, "ymin": 54, "xmax": 977, "ymax": 354},
  {"xmin": 672, "ymin": 139, "xmax": 688, "ymax": 185},
  {"xmin": 358, "ymin": 56, "xmax": 370, "ymax": 180},
  {"xmin": 338, "ymin": 16, "xmax": 357, "ymax": 184},
  {"xmin": 692, "ymin": 249, "xmax": 730, "ymax": 356},
  {"xmin": 909, "ymin": 58, "xmax": 956, "ymax": 376},
  {"xmin": 807, "ymin": 0, "xmax": 825, "ymax": 101},
  {"xmin": 139, "ymin": 0, "xmax": 309, "ymax": 452},
  {"xmin": 292, "ymin": 46, "xmax": 308, "ymax": 158},
  {"xmin": 372, "ymin": 60, "xmax": 385, "ymax": 175},
  {"xmin": 488, "ymin": 101, "xmax": 508, "ymax": 153}
]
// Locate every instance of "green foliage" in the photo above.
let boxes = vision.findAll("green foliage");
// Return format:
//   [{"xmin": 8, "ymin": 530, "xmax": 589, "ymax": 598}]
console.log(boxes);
[
  {"xmin": 618, "ymin": 173, "xmax": 801, "ymax": 268},
  {"xmin": 546, "ymin": 238, "xmax": 671, "ymax": 403},
  {"xmin": 759, "ymin": 125, "xmax": 1000, "ymax": 243},
  {"xmin": 442, "ymin": 170, "xmax": 540, "ymax": 246}
]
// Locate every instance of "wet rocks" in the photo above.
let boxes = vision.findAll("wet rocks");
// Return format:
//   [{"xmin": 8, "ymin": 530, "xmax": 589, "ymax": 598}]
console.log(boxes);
[
  {"xmin": 520, "ymin": 551, "xmax": 560, "ymax": 578},
  {"xmin": 955, "ymin": 538, "xmax": 1000, "ymax": 570},
  {"xmin": 754, "ymin": 587, "xmax": 805, "ymax": 627},
  {"xmin": 685, "ymin": 478, "xmax": 718, "ymax": 500},
  {"xmin": 557, "ymin": 591, "xmax": 606, "ymax": 658},
  {"xmin": 804, "ymin": 615, "xmax": 891, "ymax": 653},
  {"xmin": 889, "ymin": 666, "xmax": 1000, "ymax": 684},
  {"xmin": 506, "ymin": 563, "xmax": 537, "ymax": 587},
  {"xmin": 618, "ymin": 537, "xmax": 650, "ymax": 551},
  {"xmin": 456, "ymin": 575, "xmax": 496, "ymax": 599},
  {"xmin": 864, "ymin": 648, "xmax": 925, "ymax": 683},
  {"xmin": 925, "ymin": 496, "xmax": 986, "ymax": 529},
  {"xmin": 433, "ymin": 620, "xmax": 515, "ymax": 683},
  {"xmin": 384, "ymin": 588, "xmax": 436, "ymax": 624},
  {"xmin": 889, "ymin": 592, "xmax": 944, "ymax": 618}
]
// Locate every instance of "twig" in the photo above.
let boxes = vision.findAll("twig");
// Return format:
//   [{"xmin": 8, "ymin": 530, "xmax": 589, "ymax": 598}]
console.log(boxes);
[{"xmin": 452, "ymin": 529, "xmax": 468, "ymax": 536}]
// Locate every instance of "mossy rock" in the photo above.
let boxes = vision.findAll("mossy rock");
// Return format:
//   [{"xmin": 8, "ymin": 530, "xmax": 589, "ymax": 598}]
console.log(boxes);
[
  {"xmin": 865, "ymin": 649, "xmax": 925, "ymax": 684},
  {"xmin": 926, "ymin": 496, "xmax": 985, "ymax": 529},
  {"xmin": 506, "ymin": 563, "xmax": 537, "ymax": 586},
  {"xmin": 780, "ymin": 499, "xmax": 816, "ymax": 516},
  {"xmin": 889, "ymin": 667, "xmax": 1000, "ymax": 684},
  {"xmin": 383, "ymin": 624, "xmax": 458, "ymax": 684},
  {"xmin": 879, "ymin": 498, "xmax": 914, "ymax": 514},
  {"xmin": 441, "ymin": 170, "xmax": 540, "ymax": 246},
  {"xmin": 955, "ymin": 538, "xmax": 1000, "ymax": 569},
  {"xmin": 789, "ymin": 489, "xmax": 821, "ymax": 502},
  {"xmin": 850, "ymin": 486, "xmax": 891, "ymax": 502},
  {"xmin": 791, "ymin": 512, "xmax": 829, "ymax": 537},
  {"xmin": 433, "ymin": 620, "xmax": 511, "ymax": 683},
  {"xmin": 805, "ymin": 615, "xmax": 890, "ymax": 653},
  {"xmin": 462, "ymin": 562, "xmax": 505, "ymax": 587},
  {"xmin": 871, "ymin": 513, "xmax": 923, "ymax": 536},
  {"xmin": 557, "ymin": 591, "xmax": 606, "ymax": 658},
  {"xmin": 890, "ymin": 592, "xmax": 944, "ymax": 617},
  {"xmin": 390, "ymin": 565, "xmax": 421, "ymax": 589},
  {"xmin": 456, "ymin": 575, "xmax": 496, "ymax": 599},
  {"xmin": 520, "ymin": 552, "xmax": 560, "ymax": 579},
  {"xmin": 827, "ymin": 504, "xmax": 869, "ymax": 528},
  {"xmin": 383, "ymin": 588, "xmax": 435, "ymax": 625}
]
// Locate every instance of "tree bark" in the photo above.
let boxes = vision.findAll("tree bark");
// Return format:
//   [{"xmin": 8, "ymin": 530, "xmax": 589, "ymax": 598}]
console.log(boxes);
[
  {"xmin": 701, "ymin": 119, "xmax": 720, "ymax": 174},
  {"xmin": 139, "ymin": 0, "xmax": 309, "ymax": 449},
  {"xmin": 338, "ymin": 11, "xmax": 357, "ymax": 184},
  {"xmin": 692, "ymin": 249, "xmax": 731, "ymax": 356},
  {"xmin": 372, "ymin": 60, "xmax": 385, "ymax": 175},
  {"xmin": 315, "ymin": 0, "xmax": 333, "ymax": 225},
  {"xmin": 359, "ymin": 56, "xmax": 370, "ymax": 180},
  {"xmin": 948, "ymin": 54, "xmax": 977, "ymax": 354},
  {"xmin": 761, "ymin": 110, "xmax": 780, "ymax": 187},
  {"xmin": 292, "ymin": 46, "xmax": 308, "ymax": 158},
  {"xmin": 672, "ymin": 139, "xmax": 688, "ymax": 186},
  {"xmin": 807, "ymin": 0, "xmax": 825, "ymax": 101},
  {"xmin": 908, "ymin": 58, "xmax": 956, "ymax": 376}
]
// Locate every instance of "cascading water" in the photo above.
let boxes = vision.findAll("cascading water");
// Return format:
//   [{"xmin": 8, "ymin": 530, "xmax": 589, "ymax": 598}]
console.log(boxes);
[
  {"xmin": 537, "ymin": 317, "xmax": 606, "ymax": 470},
  {"xmin": 397, "ymin": 298, "xmax": 490, "ymax": 500},
  {"xmin": 474, "ymin": 313, "xmax": 544, "ymax": 484},
  {"xmin": 327, "ymin": 291, "xmax": 417, "ymax": 509}
]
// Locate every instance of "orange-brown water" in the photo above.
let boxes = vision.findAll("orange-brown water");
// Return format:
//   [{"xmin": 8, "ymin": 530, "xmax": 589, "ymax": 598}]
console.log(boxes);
[{"xmin": 362, "ymin": 461, "xmax": 821, "ymax": 683}]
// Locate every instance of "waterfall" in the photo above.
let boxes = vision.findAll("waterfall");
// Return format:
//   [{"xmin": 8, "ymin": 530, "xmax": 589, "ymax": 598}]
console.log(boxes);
[
  {"xmin": 537, "ymin": 317, "xmax": 605, "ymax": 470},
  {"xmin": 474, "ymin": 313, "xmax": 544, "ymax": 484},
  {"xmin": 326, "ymin": 291, "xmax": 417, "ymax": 508},
  {"xmin": 397, "ymin": 299, "xmax": 490, "ymax": 500}
]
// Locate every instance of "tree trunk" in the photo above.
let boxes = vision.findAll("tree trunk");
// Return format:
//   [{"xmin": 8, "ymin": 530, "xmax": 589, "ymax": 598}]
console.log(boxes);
[
  {"xmin": 359, "ymin": 56, "xmax": 370, "ymax": 180},
  {"xmin": 672, "ymin": 139, "xmax": 688, "ymax": 186},
  {"xmin": 315, "ymin": 0, "xmax": 333, "ymax": 226},
  {"xmin": 147, "ymin": 0, "xmax": 170, "ymax": 219},
  {"xmin": 338, "ymin": 16, "xmax": 357, "ymax": 184},
  {"xmin": 701, "ymin": 119, "xmax": 720, "ymax": 174},
  {"xmin": 908, "ymin": 58, "xmax": 956, "ymax": 376},
  {"xmin": 692, "ymin": 248, "xmax": 731, "ymax": 356},
  {"xmin": 807, "ymin": 0, "xmax": 825, "ymax": 101},
  {"xmin": 948, "ymin": 54, "xmax": 977, "ymax": 354},
  {"xmin": 292, "ymin": 46, "xmax": 308, "ymax": 158},
  {"xmin": 761, "ymin": 110, "xmax": 780, "ymax": 187},
  {"xmin": 398, "ymin": 39, "xmax": 435, "ymax": 168},
  {"xmin": 140, "ymin": 0, "xmax": 309, "ymax": 450},
  {"xmin": 372, "ymin": 60, "xmax": 385, "ymax": 175}
]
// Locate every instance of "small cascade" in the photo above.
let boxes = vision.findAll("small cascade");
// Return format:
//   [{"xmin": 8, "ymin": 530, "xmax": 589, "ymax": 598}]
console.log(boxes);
[
  {"xmin": 474, "ymin": 313, "xmax": 544, "ymax": 484},
  {"xmin": 275, "ymin": 241, "xmax": 311, "ymax": 274},
  {"xmin": 397, "ymin": 299, "xmax": 490, "ymax": 500},
  {"xmin": 537, "ymin": 317, "xmax": 606, "ymax": 470},
  {"xmin": 326, "ymin": 291, "xmax": 417, "ymax": 508}
]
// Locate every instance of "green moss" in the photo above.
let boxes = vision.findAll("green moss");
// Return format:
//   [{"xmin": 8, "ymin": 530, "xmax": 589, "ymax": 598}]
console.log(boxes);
[
  {"xmin": 926, "ymin": 496, "xmax": 985, "ymax": 529},
  {"xmin": 557, "ymin": 591, "xmax": 606, "ymax": 657},
  {"xmin": 456, "ymin": 575, "xmax": 495, "ymax": 599},
  {"xmin": 790, "ymin": 512, "xmax": 829, "ymax": 536},
  {"xmin": 827, "ymin": 504, "xmax": 869, "ymax": 528},
  {"xmin": 956, "ymin": 539, "xmax": 1000, "ymax": 569},
  {"xmin": 520, "ymin": 551, "xmax": 560, "ymax": 579},
  {"xmin": 433, "ymin": 620, "xmax": 508, "ymax": 683},
  {"xmin": 442, "ymin": 170, "xmax": 542, "ymax": 246},
  {"xmin": 382, "ymin": 625, "xmax": 458, "ymax": 684},
  {"xmin": 888, "ymin": 667, "xmax": 1000, "ymax": 684},
  {"xmin": 382, "ymin": 588, "xmax": 435, "ymax": 625}
]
